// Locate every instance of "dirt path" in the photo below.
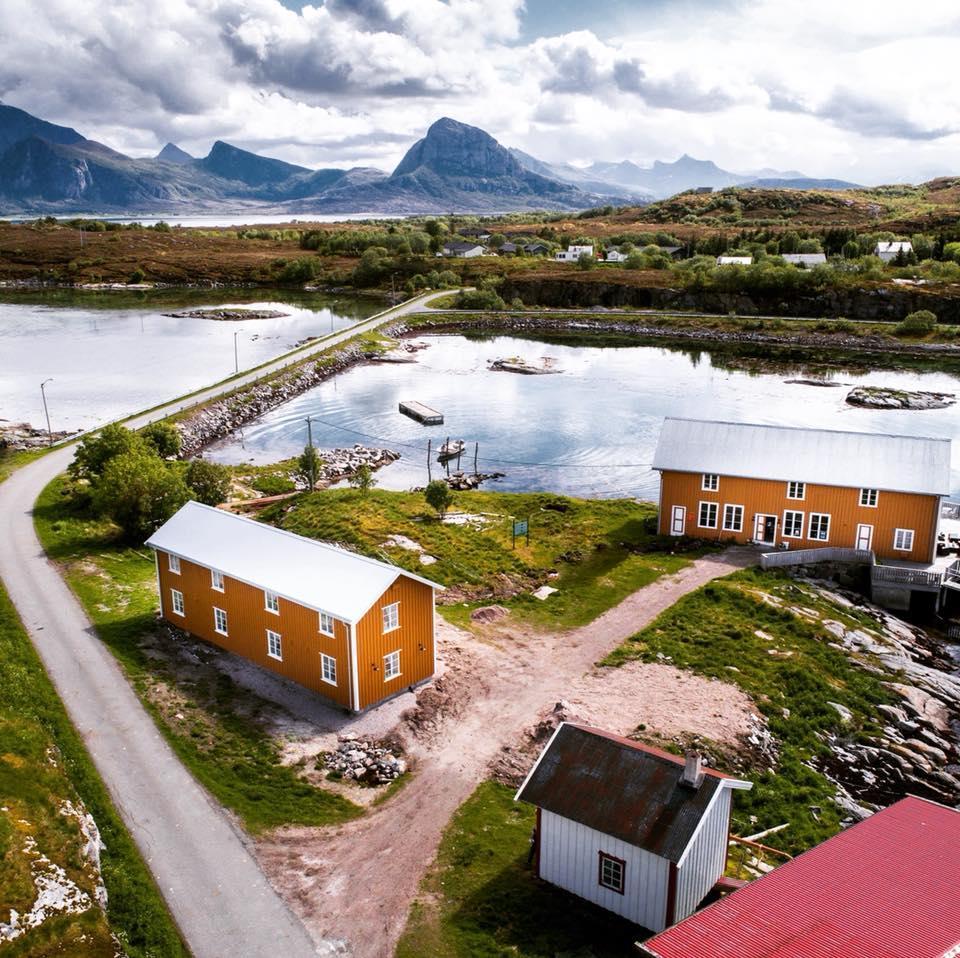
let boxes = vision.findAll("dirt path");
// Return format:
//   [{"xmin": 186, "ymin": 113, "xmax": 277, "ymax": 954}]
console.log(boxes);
[{"xmin": 256, "ymin": 547, "xmax": 757, "ymax": 957}]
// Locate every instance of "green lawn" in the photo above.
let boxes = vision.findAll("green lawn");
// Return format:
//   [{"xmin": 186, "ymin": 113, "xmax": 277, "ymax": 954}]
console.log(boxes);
[
  {"xmin": 396, "ymin": 781, "xmax": 642, "ymax": 958},
  {"xmin": 33, "ymin": 477, "xmax": 361, "ymax": 835},
  {"xmin": 267, "ymin": 488, "xmax": 703, "ymax": 630},
  {"xmin": 0, "ymin": 447, "xmax": 48, "ymax": 484},
  {"xmin": 0, "ymin": 580, "xmax": 187, "ymax": 957},
  {"xmin": 603, "ymin": 568, "xmax": 897, "ymax": 855}
]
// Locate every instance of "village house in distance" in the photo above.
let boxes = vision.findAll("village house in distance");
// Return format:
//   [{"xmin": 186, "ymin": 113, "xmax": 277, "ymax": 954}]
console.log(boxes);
[
  {"xmin": 515, "ymin": 724, "xmax": 751, "ymax": 933},
  {"xmin": 653, "ymin": 418, "xmax": 951, "ymax": 563},
  {"xmin": 147, "ymin": 501, "xmax": 441, "ymax": 711}
]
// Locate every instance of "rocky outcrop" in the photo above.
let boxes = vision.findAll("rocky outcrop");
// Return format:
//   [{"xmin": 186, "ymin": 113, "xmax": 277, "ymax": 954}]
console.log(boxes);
[
  {"xmin": 163, "ymin": 308, "xmax": 289, "ymax": 321},
  {"xmin": 846, "ymin": 386, "xmax": 955, "ymax": 409}
]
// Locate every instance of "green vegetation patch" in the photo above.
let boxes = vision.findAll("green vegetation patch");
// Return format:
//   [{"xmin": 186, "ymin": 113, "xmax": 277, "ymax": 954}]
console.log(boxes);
[
  {"xmin": 0, "ymin": 581, "xmax": 187, "ymax": 957},
  {"xmin": 397, "ymin": 781, "xmax": 640, "ymax": 958},
  {"xmin": 33, "ymin": 477, "xmax": 361, "ymax": 835},
  {"xmin": 268, "ymin": 488, "xmax": 702, "ymax": 630},
  {"xmin": 603, "ymin": 568, "xmax": 896, "ymax": 855}
]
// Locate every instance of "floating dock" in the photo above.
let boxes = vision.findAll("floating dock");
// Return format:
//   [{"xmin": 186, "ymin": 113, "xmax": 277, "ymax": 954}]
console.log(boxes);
[{"xmin": 399, "ymin": 400, "xmax": 443, "ymax": 425}]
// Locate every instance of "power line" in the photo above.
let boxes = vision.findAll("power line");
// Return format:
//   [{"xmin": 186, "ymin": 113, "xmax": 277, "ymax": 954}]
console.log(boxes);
[{"xmin": 295, "ymin": 415, "xmax": 655, "ymax": 470}]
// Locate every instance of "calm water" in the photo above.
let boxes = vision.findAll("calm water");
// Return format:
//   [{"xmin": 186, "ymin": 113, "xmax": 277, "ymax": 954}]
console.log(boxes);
[
  {"xmin": 204, "ymin": 334, "xmax": 960, "ymax": 500},
  {"xmin": 9, "ymin": 213, "xmax": 401, "ymax": 227},
  {"xmin": 0, "ymin": 293, "xmax": 381, "ymax": 432}
]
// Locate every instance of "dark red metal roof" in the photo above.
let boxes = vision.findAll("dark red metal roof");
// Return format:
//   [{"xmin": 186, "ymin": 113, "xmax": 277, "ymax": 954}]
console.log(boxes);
[
  {"xmin": 642, "ymin": 796, "xmax": 960, "ymax": 958},
  {"xmin": 515, "ymin": 724, "xmax": 741, "ymax": 863}
]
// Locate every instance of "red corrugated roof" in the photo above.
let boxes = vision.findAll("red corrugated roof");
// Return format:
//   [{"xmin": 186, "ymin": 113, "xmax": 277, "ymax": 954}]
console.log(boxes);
[{"xmin": 642, "ymin": 797, "xmax": 960, "ymax": 958}]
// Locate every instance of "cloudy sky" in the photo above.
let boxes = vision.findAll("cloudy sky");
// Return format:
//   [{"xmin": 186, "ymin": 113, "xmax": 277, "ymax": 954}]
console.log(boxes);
[{"xmin": 1, "ymin": 0, "xmax": 958, "ymax": 183}]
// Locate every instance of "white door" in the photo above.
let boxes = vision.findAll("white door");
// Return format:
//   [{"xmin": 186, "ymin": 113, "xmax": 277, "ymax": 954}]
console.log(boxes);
[
  {"xmin": 754, "ymin": 514, "xmax": 777, "ymax": 545},
  {"xmin": 670, "ymin": 505, "xmax": 686, "ymax": 536},
  {"xmin": 856, "ymin": 523, "xmax": 874, "ymax": 551}
]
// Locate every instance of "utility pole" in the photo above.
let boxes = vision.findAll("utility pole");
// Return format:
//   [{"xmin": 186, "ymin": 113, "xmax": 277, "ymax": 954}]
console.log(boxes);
[
  {"xmin": 390, "ymin": 272, "xmax": 397, "ymax": 305},
  {"xmin": 305, "ymin": 415, "xmax": 315, "ymax": 489},
  {"xmin": 426, "ymin": 438, "xmax": 432, "ymax": 483},
  {"xmin": 40, "ymin": 378, "xmax": 53, "ymax": 446},
  {"xmin": 233, "ymin": 331, "xmax": 240, "ymax": 374}
]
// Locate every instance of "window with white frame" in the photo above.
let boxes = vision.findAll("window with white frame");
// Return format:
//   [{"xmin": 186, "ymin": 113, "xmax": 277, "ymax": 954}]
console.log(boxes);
[
  {"xmin": 859, "ymin": 488, "xmax": 879, "ymax": 508},
  {"xmin": 171, "ymin": 589, "xmax": 185, "ymax": 616},
  {"xmin": 722, "ymin": 504, "xmax": 744, "ymax": 532},
  {"xmin": 786, "ymin": 481, "xmax": 805, "ymax": 500},
  {"xmin": 214, "ymin": 607, "xmax": 228, "ymax": 635},
  {"xmin": 211, "ymin": 569, "xmax": 224, "ymax": 591},
  {"xmin": 319, "ymin": 611, "xmax": 335, "ymax": 636},
  {"xmin": 265, "ymin": 591, "xmax": 280, "ymax": 614},
  {"xmin": 384, "ymin": 650, "xmax": 401, "ymax": 681},
  {"xmin": 783, "ymin": 510, "xmax": 805, "ymax": 538},
  {"xmin": 701, "ymin": 473, "xmax": 719, "ymax": 491},
  {"xmin": 809, "ymin": 513, "xmax": 831, "ymax": 541},
  {"xmin": 266, "ymin": 630, "xmax": 282, "ymax": 661},
  {"xmin": 168, "ymin": 553, "xmax": 181, "ymax": 574},
  {"xmin": 598, "ymin": 851, "xmax": 625, "ymax": 894},
  {"xmin": 894, "ymin": 528, "xmax": 915, "ymax": 552},
  {"xmin": 321, "ymin": 653, "xmax": 337, "ymax": 686},
  {"xmin": 698, "ymin": 501, "xmax": 718, "ymax": 529},
  {"xmin": 382, "ymin": 602, "xmax": 400, "ymax": 633}
]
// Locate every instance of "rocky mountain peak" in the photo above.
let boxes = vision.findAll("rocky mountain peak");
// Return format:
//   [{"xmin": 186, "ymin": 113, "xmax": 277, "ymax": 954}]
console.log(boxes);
[
  {"xmin": 156, "ymin": 142, "xmax": 194, "ymax": 165},
  {"xmin": 391, "ymin": 117, "xmax": 524, "ymax": 180}
]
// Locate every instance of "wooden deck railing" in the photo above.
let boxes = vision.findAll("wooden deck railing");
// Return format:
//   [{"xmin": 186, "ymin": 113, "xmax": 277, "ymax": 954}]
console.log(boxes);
[
  {"xmin": 870, "ymin": 564, "xmax": 943, "ymax": 589},
  {"xmin": 760, "ymin": 547, "xmax": 874, "ymax": 569}
]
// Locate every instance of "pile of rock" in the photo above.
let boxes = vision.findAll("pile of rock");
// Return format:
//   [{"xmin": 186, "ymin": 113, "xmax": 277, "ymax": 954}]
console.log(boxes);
[
  {"xmin": 317, "ymin": 445, "xmax": 399, "ymax": 484},
  {"xmin": 321, "ymin": 734, "xmax": 407, "ymax": 785},
  {"xmin": 436, "ymin": 470, "xmax": 505, "ymax": 490},
  {"xmin": 0, "ymin": 422, "xmax": 76, "ymax": 450},
  {"xmin": 846, "ymin": 385, "xmax": 955, "ymax": 410}
]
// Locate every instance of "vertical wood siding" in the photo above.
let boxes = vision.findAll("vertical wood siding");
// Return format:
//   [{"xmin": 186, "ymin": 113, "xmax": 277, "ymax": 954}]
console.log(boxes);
[
  {"xmin": 674, "ymin": 789, "xmax": 732, "ymax": 922},
  {"xmin": 155, "ymin": 550, "xmax": 352, "ymax": 709},
  {"xmin": 658, "ymin": 471, "xmax": 938, "ymax": 562},
  {"xmin": 539, "ymin": 809, "xmax": 670, "ymax": 932},
  {"xmin": 354, "ymin": 575, "xmax": 435, "ymax": 710}
]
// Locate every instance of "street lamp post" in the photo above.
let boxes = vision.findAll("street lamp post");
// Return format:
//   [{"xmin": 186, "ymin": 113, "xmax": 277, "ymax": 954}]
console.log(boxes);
[
  {"xmin": 233, "ymin": 331, "xmax": 239, "ymax": 374},
  {"xmin": 40, "ymin": 378, "xmax": 53, "ymax": 446}
]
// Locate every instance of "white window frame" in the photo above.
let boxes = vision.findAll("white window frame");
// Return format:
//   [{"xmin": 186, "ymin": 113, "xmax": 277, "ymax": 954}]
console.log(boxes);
[
  {"xmin": 168, "ymin": 553, "xmax": 181, "ymax": 574},
  {"xmin": 859, "ymin": 488, "xmax": 879, "ymax": 508},
  {"xmin": 266, "ymin": 629, "xmax": 282, "ymax": 661},
  {"xmin": 598, "ymin": 852, "xmax": 625, "ymax": 894},
  {"xmin": 698, "ymin": 501, "xmax": 718, "ymax": 529},
  {"xmin": 809, "ymin": 513, "xmax": 831, "ymax": 542},
  {"xmin": 264, "ymin": 590, "xmax": 280, "ymax": 615},
  {"xmin": 384, "ymin": 650, "xmax": 401, "ymax": 681},
  {"xmin": 319, "ymin": 611, "xmax": 335, "ymax": 636},
  {"xmin": 211, "ymin": 569, "xmax": 224, "ymax": 592},
  {"xmin": 722, "ymin": 504, "xmax": 744, "ymax": 533},
  {"xmin": 701, "ymin": 473, "xmax": 719, "ymax": 491},
  {"xmin": 786, "ymin": 481, "xmax": 806, "ymax": 501},
  {"xmin": 214, "ymin": 607, "xmax": 228, "ymax": 636},
  {"xmin": 382, "ymin": 602, "xmax": 400, "ymax": 634},
  {"xmin": 783, "ymin": 510, "xmax": 805, "ymax": 539},
  {"xmin": 894, "ymin": 528, "xmax": 915, "ymax": 552},
  {"xmin": 321, "ymin": 653, "xmax": 337, "ymax": 686},
  {"xmin": 171, "ymin": 588, "xmax": 185, "ymax": 616}
]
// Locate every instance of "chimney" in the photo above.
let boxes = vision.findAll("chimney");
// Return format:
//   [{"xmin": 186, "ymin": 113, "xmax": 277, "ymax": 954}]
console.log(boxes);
[{"xmin": 681, "ymin": 751, "xmax": 703, "ymax": 788}]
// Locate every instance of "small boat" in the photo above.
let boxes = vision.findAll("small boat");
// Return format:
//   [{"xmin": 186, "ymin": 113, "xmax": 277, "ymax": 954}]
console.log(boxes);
[{"xmin": 437, "ymin": 439, "xmax": 466, "ymax": 461}]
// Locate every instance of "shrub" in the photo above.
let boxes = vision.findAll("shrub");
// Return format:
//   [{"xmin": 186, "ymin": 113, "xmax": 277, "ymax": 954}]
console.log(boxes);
[
  {"xmin": 895, "ymin": 309, "xmax": 937, "ymax": 336},
  {"xmin": 454, "ymin": 288, "xmax": 505, "ymax": 310},
  {"xmin": 141, "ymin": 421, "xmax": 181, "ymax": 458},
  {"xmin": 425, "ymin": 480, "xmax": 453, "ymax": 519},
  {"xmin": 296, "ymin": 445, "xmax": 323, "ymax": 490},
  {"xmin": 349, "ymin": 463, "xmax": 376, "ymax": 496},
  {"xmin": 184, "ymin": 458, "xmax": 231, "ymax": 506},
  {"xmin": 277, "ymin": 257, "xmax": 321, "ymax": 285}
]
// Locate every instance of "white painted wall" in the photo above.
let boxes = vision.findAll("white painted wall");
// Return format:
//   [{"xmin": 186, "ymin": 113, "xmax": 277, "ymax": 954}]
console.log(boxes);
[
  {"xmin": 539, "ymin": 809, "xmax": 670, "ymax": 931},
  {"xmin": 674, "ymin": 788, "xmax": 732, "ymax": 922}
]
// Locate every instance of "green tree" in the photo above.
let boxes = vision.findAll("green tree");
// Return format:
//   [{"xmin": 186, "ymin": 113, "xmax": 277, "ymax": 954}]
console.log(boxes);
[
  {"xmin": 349, "ymin": 463, "xmax": 376, "ymax": 496},
  {"xmin": 577, "ymin": 253, "xmax": 597, "ymax": 270},
  {"xmin": 779, "ymin": 231, "xmax": 800, "ymax": 254},
  {"xmin": 488, "ymin": 233, "xmax": 507, "ymax": 248},
  {"xmin": 184, "ymin": 458, "xmax": 231, "ymax": 506},
  {"xmin": 408, "ymin": 232, "xmax": 431, "ymax": 255},
  {"xmin": 93, "ymin": 450, "xmax": 190, "ymax": 541},
  {"xmin": 69, "ymin": 424, "xmax": 141, "ymax": 482},
  {"xmin": 424, "ymin": 219, "xmax": 442, "ymax": 237},
  {"xmin": 425, "ymin": 479, "xmax": 453, "ymax": 519},
  {"xmin": 141, "ymin": 421, "xmax": 181, "ymax": 458},
  {"xmin": 296, "ymin": 445, "xmax": 323, "ymax": 490},
  {"xmin": 842, "ymin": 240, "xmax": 860, "ymax": 259},
  {"xmin": 798, "ymin": 238, "xmax": 822, "ymax": 253}
]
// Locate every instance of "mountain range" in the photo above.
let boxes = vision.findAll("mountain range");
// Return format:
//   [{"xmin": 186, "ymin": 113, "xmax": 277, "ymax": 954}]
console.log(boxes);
[{"xmin": 0, "ymin": 103, "xmax": 860, "ymax": 216}]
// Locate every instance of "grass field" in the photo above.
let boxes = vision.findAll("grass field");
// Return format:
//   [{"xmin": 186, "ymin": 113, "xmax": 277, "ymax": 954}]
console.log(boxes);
[
  {"xmin": 603, "ymin": 568, "xmax": 896, "ymax": 855},
  {"xmin": 0, "ymin": 581, "xmax": 187, "ymax": 957},
  {"xmin": 33, "ymin": 477, "xmax": 361, "ymax": 835},
  {"xmin": 396, "ymin": 781, "xmax": 642, "ymax": 958},
  {"xmin": 266, "ymin": 487, "xmax": 703, "ymax": 630}
]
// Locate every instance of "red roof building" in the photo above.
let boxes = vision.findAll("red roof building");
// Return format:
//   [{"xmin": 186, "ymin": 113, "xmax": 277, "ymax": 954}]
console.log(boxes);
[{"xmin": 640, "ymin": 796, "xmax": 960, "ymax": 958}]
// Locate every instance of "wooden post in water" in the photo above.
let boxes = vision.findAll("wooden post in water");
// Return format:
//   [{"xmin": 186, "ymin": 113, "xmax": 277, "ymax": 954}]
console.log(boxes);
[
  {"xmin": 474, "ymin": 442, "xmax": 479, "ymax": 477},
  {"xmin": 427, "ymin": 438, "xmax": 432, "ymax": 483}
]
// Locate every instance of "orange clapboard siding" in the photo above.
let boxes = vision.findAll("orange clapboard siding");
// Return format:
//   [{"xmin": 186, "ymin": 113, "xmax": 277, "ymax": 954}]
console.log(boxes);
[
  {"xmin": 658, "ymin": 471, "xmax": 938, "ymax": 563},
  {"xmin": 156, "ymin": 552, "xmax": 352, "ymax": 709},
  {"xmin": 354, "ymin": 575, "xmax": 435, "ymax": 711}
]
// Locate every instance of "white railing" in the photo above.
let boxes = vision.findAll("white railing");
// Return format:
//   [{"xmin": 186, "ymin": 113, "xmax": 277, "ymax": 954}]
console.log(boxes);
[
  {"xmin": 871, "ymin": 565, "xmax": 943, "ymax": 589},
  {"xmin": 760, "ymin": 547, "xmax": 874, "ymax": 569}
]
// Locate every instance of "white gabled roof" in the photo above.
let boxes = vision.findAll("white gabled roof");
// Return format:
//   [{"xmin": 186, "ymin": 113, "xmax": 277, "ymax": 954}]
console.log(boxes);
[
  {"xmin": 652, "ymin": 418, "xmax": 951, "ymax": 496},
  {"xmin": 146, "ymin": 501, "xmax": 441, "ymax": 624},
  {"xmin": 876, "ymin": 241, "xmax": 913, "ymax": 253}
]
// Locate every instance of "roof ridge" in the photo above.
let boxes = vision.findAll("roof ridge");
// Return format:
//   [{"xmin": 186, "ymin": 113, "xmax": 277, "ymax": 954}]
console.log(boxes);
[{"xmin": 661, "ymin": 417, "xmax": 950, "ymax": 445}]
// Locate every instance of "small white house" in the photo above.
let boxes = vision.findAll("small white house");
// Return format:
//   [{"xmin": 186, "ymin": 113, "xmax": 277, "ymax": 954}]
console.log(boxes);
[
  {"xmin": 716, "ymin": 255, "xmax": 753, "ymax": 266},
  {"xmin": 875, "ymin": 240, "xmax": 913, "ymax": 262},
  {"xmin": 606, "ymin": 249, "xmax": 629, "ymax": 263},
  {"xmin": 555, "ymin": 244, "xmax": 594, "ymax": 262},
  {"xmin": 781, "ymin": 253, "xmax": 827, "ymax": 267},
  {"xmin": 441, "ymin": 241, "xmax": 486, "ymax": 258},
  {"xmin": 515, "ymin": 723, "xmax": 751, "ymax": 932}
]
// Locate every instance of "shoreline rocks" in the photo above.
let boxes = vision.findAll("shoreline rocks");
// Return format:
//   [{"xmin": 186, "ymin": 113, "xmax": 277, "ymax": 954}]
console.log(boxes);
[
  {"xmin": 0, "ymin": 422, "xmax": 77, "ymax": 451},
  {"xmin": 163, "ymin": 308, "xmax": 289, "ymax": 321},
  {"xmin": 488, "ymin": 356, "xmax": 560, "ymax": 375},
  {"xmin": 846, "ymin": 385, "xmax": 955, "ymax": 409}
]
